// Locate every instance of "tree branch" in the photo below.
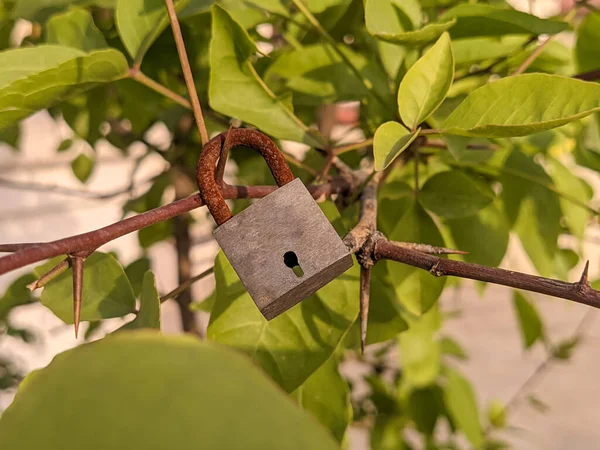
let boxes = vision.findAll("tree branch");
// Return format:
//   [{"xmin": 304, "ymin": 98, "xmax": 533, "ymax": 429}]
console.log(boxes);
[
  {"xmin": 374, "ymin": 241, "xmax": 600, "ymax": 309},
  {"xmin": 164, "ymin": 0, "xmax": 209, "ymax": 145},
  {"xmin": 0, "ymin": 179, "xmax": 350, "ymax": 275}
]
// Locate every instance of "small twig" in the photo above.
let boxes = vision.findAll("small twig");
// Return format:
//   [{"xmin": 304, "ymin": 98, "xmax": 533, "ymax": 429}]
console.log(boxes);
[
  {"xmin": 28, "ymin": 258, "xmax": 69, "ymax": 291},
  {"xmin": 160, "ymin": 267, "xmax": 214, "ymax": 303},
  {"xmin": 333, "ymin": 138, "xmax": 374, "ymax": 156},
  {"xmin": 215, "ymin": 124, "xmax": 235, "ymax": 187},
  {"xmin": 360, "ymin": 266, "xmax": 371, "ymax": 354},
  {"xmin": 419, "ymin": 129, "xmax": 443, "ymax": 136},
  {"xmin": 164, "ymin": 0, "xmax": 209, "ymax": 145},
  {"xmin": 576, "ymin": 0, "xmax": 600, "ymax": 14},
  {"xmin": 389, "ymin": 241, "xmax": 467, "ymax": 255},
  {"xmin": 129, "ymin": 69, "xmax": 192, "ymax": 110},
  {"xmin": 512, "ymin": 37, "xmax": 553, "ymax": 76},
  {"xmin": 374, "ymin": 241, "xmax": 600, "ymax": 309},
  {"xmin": 70, "ymin": 255, "xmax": 86, "ymax": 338},
  {"xmin": 316, "ymin": 153, "xmax": 335, "ymax": 182}
]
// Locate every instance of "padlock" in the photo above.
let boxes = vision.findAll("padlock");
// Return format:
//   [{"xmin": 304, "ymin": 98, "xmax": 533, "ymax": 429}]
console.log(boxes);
[{"xmin": 197, "ymin": 129, "xmax": 354, "ymax": 320}]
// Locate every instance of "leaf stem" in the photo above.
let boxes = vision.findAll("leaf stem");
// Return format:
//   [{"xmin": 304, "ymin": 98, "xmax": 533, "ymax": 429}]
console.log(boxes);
[
  {"xmin": 334, "ymin": 138, "xmax": 374, "ymax": 155},
  {"xmin": 164, "ymin": 0, "xmax": 209, "ymax": 146},
  {"xmin": 129, "ymin": 69, "xmax": 192, "ymax": 109}
]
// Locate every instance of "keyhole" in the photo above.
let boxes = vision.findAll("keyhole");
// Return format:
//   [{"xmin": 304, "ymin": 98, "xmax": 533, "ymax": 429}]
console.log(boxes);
[{"xmin": 283, "ymin": 251, "xmax": 304, "ymax": 277}]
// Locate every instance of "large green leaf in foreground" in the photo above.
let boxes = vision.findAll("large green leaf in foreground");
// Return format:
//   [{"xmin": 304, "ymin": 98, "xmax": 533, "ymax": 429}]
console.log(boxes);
[
  {"xmin": 0, "ymin": 332, "xmax": 338, "ymax": 450},
  {"xmin": 0, "ymin": 45, "xmax": 128, "ymax": 130},
  {"xmin": 442, "ymin": 74, "xmax": 600, "ymax": 137}
]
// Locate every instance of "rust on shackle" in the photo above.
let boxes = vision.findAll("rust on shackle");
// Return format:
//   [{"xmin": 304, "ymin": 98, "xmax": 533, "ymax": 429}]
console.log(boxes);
[{"xmin": 196, "ymin": 128, "xmax": 295, "ymax": 225}]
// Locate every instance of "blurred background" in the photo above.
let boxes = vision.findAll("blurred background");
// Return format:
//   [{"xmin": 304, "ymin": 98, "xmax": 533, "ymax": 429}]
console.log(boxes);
[{"xmin": 1, "ymin": 0, "xmax": 600, "ymax": 449}]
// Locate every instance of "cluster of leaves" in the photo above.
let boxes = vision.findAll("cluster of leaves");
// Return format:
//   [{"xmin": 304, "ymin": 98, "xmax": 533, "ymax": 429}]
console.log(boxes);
[{"xmin": 0, "ymin": 0, "xmax": 599, "ymax": 449}]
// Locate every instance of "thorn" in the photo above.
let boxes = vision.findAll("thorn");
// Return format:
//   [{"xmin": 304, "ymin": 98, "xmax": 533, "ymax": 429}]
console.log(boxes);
[
  {"xmin": 70, "ymin": 256, "xmax": 85, "ymax": 339},
  {"xmin": 390, "ymin": 241, "xmax": 468, "ymax": 255},
  {"xmin": 579, "ymin": 260, "xmax": 590, "ymax": 286},
  {"xmin": 360, "ymin": 266, "xmax": 371, "ymax": 355}
]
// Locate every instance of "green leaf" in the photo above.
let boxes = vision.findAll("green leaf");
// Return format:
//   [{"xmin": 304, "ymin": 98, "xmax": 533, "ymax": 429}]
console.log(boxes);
[
  {"xmin": 56, "ymin": 138, "xmax": 73, "ymax": 152},
  {"xmin": 38, "ymin": 252, "xmax": 136, "ymax": 324},
  {"xmin": 408, "ymin": 386, "xmax": 446, "ymax": 436},
  {"xmin": 487, "ymin": 400, "xmax": 506, "ymax": 429},
  {"xmin": 0, "ymin": 332, "xmax": 339, "ymax": 450},
  {"xmin": 387, "ymin": 202, "xmax": 446, "ymax": 315},
  {"xmin": 116, "ymin": 0, "xmax": 213, "ymax": 64},
  {"xmin": 125, "ymin": 257, "xmax": 152, "ymax": 297},
  {"xmin": 512, "ymin": 292, "xmax": 544, "ymax": 349},
  {"xmin": 124, "ymin": 173, "xmax": 170, "ymax": 214},
  {"xmin": 442, "ymin": 75, "xmax": 600, "ymax": 138},
  {"xmin": 71, "ymin": 153, "xmax": 94, "ymax": 183},
  {"xmin": 0, "ymin": 46, "xmax": 128, "ymax": 130},
  {"xmin": 365, "ymin": 0, "xmax": 455, "ymax": 46},
  {"xmin": 190, "ymin": 291, "xmax": 216, "ymax": 312},
  {"xmin": 451, "ymin": 35, "xmax": 530, "ymax": 67},
  {"xmin": 264, "ymin": 44, "xmax": 390, "ymax": 108},
  {"xmin": 207, "ymin": 201, "xmax": 359, "ymax": 392},
  {"xmin": 371, "ymin": 416, "xmax": 406, "ymax": 450},
  {"xmin": 0, "ymin": 273, "xmax": 37, "ymax": 323},
  {"xmin": 209, "ymin": 5, "xmax": 324, "ymax": 147},
  {"xmin": 399, "ymin": 32, "xmax": 454, "ymax": 130},
  {"xmin": 547, "ymin": 157, "xmax": 592, "ymax": 241},
  {"xmin": 292, "ymin": 354, "xmax": 351, "ymax": 443},
  {"xmin": 0, "ymin": 123, "xmax": 19, "ymax": 149},
  {"xmin": 447, "ymin": 202, "xmax": 509, "ymax": 266},
  {"xmin": 121, "ymin": 271, "xmax": 161, "ymax": 330},
  {"xmin": 444, "ymin": 369, "xmax": 484, "ymax": 449},
  {"xmin": 138, "ymin": 220, "xmax": 173, "ymax": 248},
  {"xmin": 440, "ymin": 4, "xmax": 568, "ymax": 39},
  {"xmin": 501, "ymin": 149, "xmax": 561, "ymax": 277},
  {"xmin": 373, "ymin": 122, "xmax": 419, "ymax": 171},
  {"xmin": 575, "ymin": 13, "xmax": 600, "ymax": 73},
  {"xmin": 46, "ymin": 7, "xmax": 107, "ymax": 51},
  {"xmin": 440, "ymin": 336, "xmax": 468, "ymax": 360},
  {"xmin": 60, "ymin": 86, "xmax": 110, "ymax": 144},
  {"xmin": 551, "ymin": 337, "xmax": 579, "ymax": 360},
  {"xmin": 12, "ymin": 0, "xmax": 114, "ymax": 22},
  {"xmin": 366, "ymin": 263, "xmax": 409, "ymax": 345},
  {"xmin": 399, "ymin": 307, "xmax": 441, "ymax": 388},
  {"xmin": 419, "ymin": 171, "xmax": 495, "ymax": 219}
]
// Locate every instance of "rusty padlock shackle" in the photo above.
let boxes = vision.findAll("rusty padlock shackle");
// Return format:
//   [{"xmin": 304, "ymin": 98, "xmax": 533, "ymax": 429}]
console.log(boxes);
[{"xmin": 197, "ymin": 128, "xmax": 295, "ymax": 226}]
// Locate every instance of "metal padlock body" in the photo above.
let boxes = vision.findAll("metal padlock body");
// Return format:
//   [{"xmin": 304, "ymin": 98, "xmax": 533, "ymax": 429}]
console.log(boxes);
[
  {"xmin": 214, "ymin": 178, "xmax": 354, "ymax": 319},
  {"xmin": 197, "ymin": 129, "xmax": 354, "ymax": 320}
]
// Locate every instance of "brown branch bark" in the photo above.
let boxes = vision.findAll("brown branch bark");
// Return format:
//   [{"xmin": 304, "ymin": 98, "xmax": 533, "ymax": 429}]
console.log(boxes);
[
  {"xmin": 374, "ymin": 240, "xmax": 600, "ymax": 309},
  {"xmin": 573, "ymin": 69, "xmax": 600, "ymax": 82},
  {"xmin": 0, "ymin": 180, "xmax": 350, "ymax": 275}
]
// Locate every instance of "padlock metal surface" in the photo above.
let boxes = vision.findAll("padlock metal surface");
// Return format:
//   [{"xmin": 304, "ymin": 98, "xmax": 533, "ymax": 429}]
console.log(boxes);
[{"xmin": 214, "ymin": 178, "xmax": 354, "ymax": 320}]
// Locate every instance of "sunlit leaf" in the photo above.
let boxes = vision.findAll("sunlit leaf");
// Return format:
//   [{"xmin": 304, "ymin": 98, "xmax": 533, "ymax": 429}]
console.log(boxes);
[
  {"xmin": 209, "ymin": 5, "xmax": 324, "ymax": 147},
  {"xmin": 121, "ymin": 271, "xmax": 161, "ymax": 330},
  {"xmin": 38, "ymin": 252, "xmax": 136, "ymax": 324},
  {"xmin": 0, "ymin": 46, "xmax": 128, "ymax": 130},
  {"xmin": 46, "ymin": 7, "xmax": 107, "ymax": 51},
  {"xmin": 440, "ymin": 3, "xmax": 567, "ymax": 39},
  {"xmin": 373, "ymin": 122, "xmax": 419, "ymax": 171},
  {"xmin": 575, "ymin": 12, "xmax": 600, "ymax": 73},
  {"xmin": 442, "ymin": 75, "xmax": 600, "ymax": 138},
  {"xmin": 0, "ymin": 332, "xmax": 339, "ymax": 450},
  {"xmin": 399, "ymin": 32, "xmax": 454, "ymax": 129}
]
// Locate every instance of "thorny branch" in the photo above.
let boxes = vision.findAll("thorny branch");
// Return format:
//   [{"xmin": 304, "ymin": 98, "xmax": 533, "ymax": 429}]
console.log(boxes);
[{"xmin": 1, "ymin": 128, "xmax": 600, "ymax": 340}]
